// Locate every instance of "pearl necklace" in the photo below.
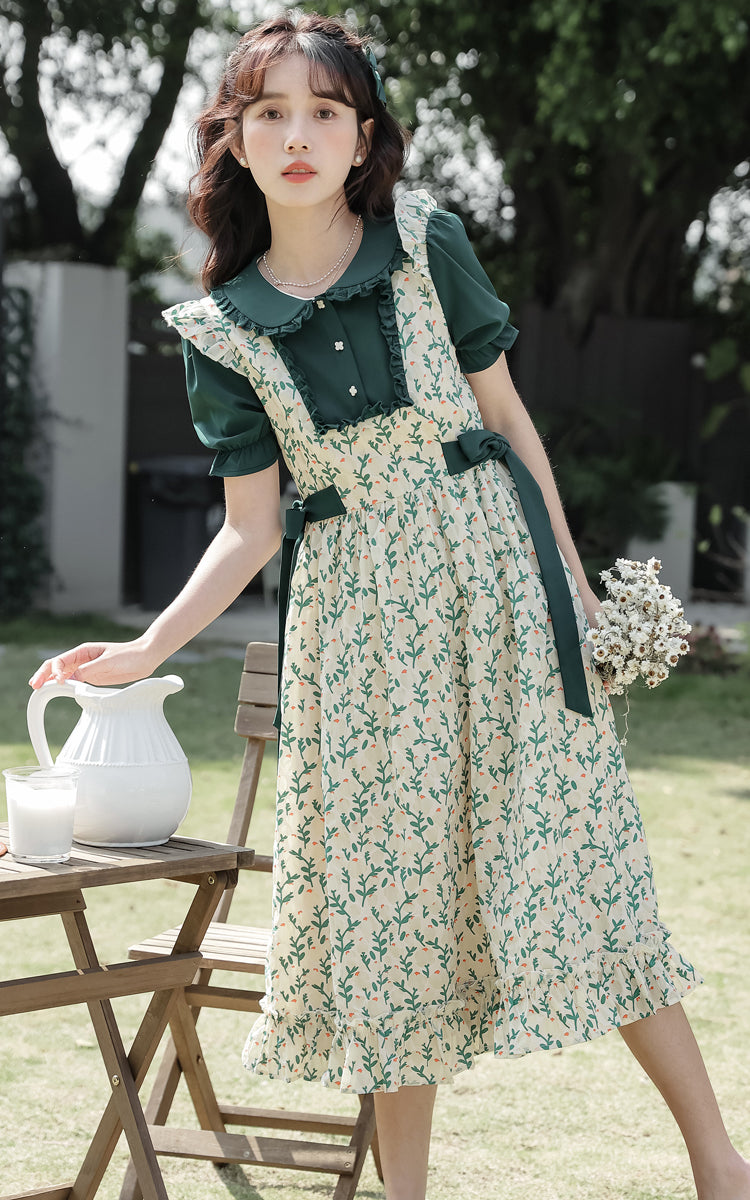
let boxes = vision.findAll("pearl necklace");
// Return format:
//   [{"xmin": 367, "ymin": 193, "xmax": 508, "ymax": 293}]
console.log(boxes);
[{"xmin": 262, "ymin": 216, "xmax": 362, "ymax": 289}]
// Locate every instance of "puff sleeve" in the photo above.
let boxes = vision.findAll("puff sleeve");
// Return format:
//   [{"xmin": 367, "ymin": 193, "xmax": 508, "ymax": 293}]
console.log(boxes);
[
  {"xmin": 183, "ymin": 341, "xmax": 281, "ymax": 478},
  {"xmin": 426, "ymin": 208, "xmax": 518, "ymax": 373}
]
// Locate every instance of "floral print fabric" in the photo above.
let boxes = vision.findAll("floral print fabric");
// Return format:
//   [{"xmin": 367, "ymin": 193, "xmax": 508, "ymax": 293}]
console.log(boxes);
[{"xmin": 163, "ymin": 189, "xmax": 701, "ymax": 1094}]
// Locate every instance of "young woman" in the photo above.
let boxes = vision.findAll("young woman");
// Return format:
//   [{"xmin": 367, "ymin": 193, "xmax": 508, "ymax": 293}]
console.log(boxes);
[{"xmin": 31, "ymin": 13, "xmax": 749, "ymax": 1200}]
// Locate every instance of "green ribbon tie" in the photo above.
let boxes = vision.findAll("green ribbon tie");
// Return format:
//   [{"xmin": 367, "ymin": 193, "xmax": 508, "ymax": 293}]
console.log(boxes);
[
  {"xmin": 274, "ymin": 485, "xmax": 346, "ymax": 731},
  {"xmin": 442, "ymin": 429, "xmax": 593, "ymax": 718}
]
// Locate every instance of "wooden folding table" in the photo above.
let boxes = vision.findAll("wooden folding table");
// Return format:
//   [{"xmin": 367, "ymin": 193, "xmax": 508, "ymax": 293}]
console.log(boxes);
[{"xmin": 0, "ymin": 827, "xmax": 254, "ymax": 1200}]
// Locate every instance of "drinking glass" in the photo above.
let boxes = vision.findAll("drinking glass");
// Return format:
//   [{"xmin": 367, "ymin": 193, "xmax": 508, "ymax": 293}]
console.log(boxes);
[{"xmin": 2, "ymin": 765, "xmax": 80, "ymax": 864}]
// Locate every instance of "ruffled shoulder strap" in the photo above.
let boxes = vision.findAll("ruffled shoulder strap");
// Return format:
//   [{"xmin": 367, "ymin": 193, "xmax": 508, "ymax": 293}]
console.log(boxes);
[
  {"xmin": 162, "ymin": 296, "xmax": 246, "ymax": 375},
  {"xmin": 394, "ymin": 189, "xmax": 438, "ymax": 277}
]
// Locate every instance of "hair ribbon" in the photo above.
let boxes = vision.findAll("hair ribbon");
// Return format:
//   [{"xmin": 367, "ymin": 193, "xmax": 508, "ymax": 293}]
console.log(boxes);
[{"xmin": 364, "ymin": 46, "xmax": 388, "ymax": 108}]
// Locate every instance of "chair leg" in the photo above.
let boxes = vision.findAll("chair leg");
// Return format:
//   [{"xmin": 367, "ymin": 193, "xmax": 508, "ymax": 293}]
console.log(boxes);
[
  {"xmin": 331, "ymin": 1094, "xmax": 378, "ymax": 1200},
  {"xmin": 118, "ymin": 1035, "xmax": 183, "ymax": 1200},
  {"xmin": 168, "ymin": 993, "xmax": 225, "ymax": 1131}
]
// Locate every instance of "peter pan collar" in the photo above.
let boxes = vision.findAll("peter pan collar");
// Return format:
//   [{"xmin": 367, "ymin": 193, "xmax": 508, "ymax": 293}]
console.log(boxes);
[{"xmin": 210, "ymin": 215, "xmax": 403, "ymax": 336}]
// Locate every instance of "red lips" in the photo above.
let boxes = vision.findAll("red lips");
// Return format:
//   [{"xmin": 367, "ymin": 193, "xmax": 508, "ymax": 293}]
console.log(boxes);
[{"xmin": 283, "ymin": 161, "xmax": 316, "ymax": 175}]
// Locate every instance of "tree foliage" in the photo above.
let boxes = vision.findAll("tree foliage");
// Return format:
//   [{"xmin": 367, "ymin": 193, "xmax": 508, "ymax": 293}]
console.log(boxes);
[
  {"xmin": 0, "ymin": 0, "xmax": 230, "ymax": 266},
  {"xmin": 4, "ymin": 1, "xmax": 750, "ymax": 334},
  {"xmin": 0, "ymin": 285, "xmax": 49, "ymax": 616},
  {"xmin": 317, "ymin": 0, "xmax": 750, "ymax": 335}
]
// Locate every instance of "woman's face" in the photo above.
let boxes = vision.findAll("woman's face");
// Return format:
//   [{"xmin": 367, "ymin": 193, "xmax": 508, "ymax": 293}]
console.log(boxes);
[{"xmin": 232, "ymin": 53, "xmax": 372, "ymax": 215}]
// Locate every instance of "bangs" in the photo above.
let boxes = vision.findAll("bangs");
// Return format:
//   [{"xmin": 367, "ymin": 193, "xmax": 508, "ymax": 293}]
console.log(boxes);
[
  {"xmin": 302, "ymin": 55, "xmax": 359, "ymax": 109},
  {"xmin": 230, "ymin": 31, "xmax": 368, "ymax": 113}
]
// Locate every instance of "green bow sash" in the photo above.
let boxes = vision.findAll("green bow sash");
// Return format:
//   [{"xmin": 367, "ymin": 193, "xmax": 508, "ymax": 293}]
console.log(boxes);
[
  {"xmin": 273, "ymin": 431, "xmax": 592, "ymax": 733},
  {"xmin": 442, "ymin": 428, "xmax": 592, "ymax": 719},
  {"xmin": 274, "ymin": 485, "xmax": 346, "ymax": 731}
]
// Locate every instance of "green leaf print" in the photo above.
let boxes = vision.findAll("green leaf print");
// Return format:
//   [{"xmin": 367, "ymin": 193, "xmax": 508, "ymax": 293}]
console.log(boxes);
[
  {"xmin": 599, "ymin": 879, "xmax": 623, "ymax": 915},
  {"xmin": 522, "ymin": 883, "xmax": 544, "ymax": 927},
  {"xmin": 326, "ymin": 720, "xmax": 365, "ymax": 767},
  {"xmin": 561, "ymin": 994, "xmax": 583, "ymax": 1030},
  {"xmin": 392, "ymin": 895, "xmax": 419, "ymax": 939},
  {"xmin": 410, "ymin": 843, "xmax": 441, "ymax": 884},
  {"xmin": 527, "ymin": 1024, "xmax": 558, "ymax": 1051},
  {"xmin": 552, "ymin": 763, "xmax": 578, "ymax": 805},
  {"xmin": 547, "ymin": 939, "xmax": 571, "ymax": 969},
  {"xmin": 310, "ymin": 903, "xmax": 328, "ymax": 942},
  {"xmin": 338, "ymin": 962, "xmax": 358, "ymax": 1006},
  {"xmin": 405, "ymin": 807, "xmax": 435, "ymax": 842},
  {"xmin": 528, "ymin": 802, "xmax": 553, "ymax": 846},
  {"xmin": 401, "ymin": 630, "xmax": 429, "ymax": 670},
  {"xmin": 527, "ymin": 715, "xmax": 548, "ymax": 751}
]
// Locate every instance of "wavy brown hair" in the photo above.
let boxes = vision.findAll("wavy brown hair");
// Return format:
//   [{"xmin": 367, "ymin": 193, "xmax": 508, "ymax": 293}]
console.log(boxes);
[{"xmin": 187, "ymin": 11, "xmax": 409, "ymax": 292}]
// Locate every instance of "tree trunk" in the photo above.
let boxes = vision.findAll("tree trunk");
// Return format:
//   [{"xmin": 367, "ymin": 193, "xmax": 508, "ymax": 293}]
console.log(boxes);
[
  {"xmin": 89, "ymin": 0, "xmax": 204, "ymax": 264},
  {"xmin": 7, "ymin": 10, "xmax": 85, "ymax": 255}
]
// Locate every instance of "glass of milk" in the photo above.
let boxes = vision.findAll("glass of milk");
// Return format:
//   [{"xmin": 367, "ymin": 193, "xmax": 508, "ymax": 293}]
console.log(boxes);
[{"xmin": 2, "ymin": 766, "xmax": 80, "ymax": 863}]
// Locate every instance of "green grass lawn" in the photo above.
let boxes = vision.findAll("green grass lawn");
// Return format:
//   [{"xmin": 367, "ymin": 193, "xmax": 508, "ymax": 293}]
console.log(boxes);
[{"xmin": 0, "ymin": 616, "xmax": 748, "ymax": 1200}]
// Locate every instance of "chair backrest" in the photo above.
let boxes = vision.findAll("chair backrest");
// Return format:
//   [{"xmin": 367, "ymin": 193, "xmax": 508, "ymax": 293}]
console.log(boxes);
[{"xmin": 214, "ymin": 641, "xmax": 277, "ymax": 924}]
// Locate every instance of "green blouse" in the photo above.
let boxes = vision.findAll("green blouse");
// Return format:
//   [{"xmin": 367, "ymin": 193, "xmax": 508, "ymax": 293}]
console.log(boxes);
[{"xmin": 182, "ymin": 207, "xmax": 518, "ymax": 477}]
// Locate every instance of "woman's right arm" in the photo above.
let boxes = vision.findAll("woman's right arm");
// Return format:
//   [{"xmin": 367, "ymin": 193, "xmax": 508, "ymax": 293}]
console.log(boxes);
[{"xmin": 29, "ymin": 463, "xmax": 283, "ymax": 689}]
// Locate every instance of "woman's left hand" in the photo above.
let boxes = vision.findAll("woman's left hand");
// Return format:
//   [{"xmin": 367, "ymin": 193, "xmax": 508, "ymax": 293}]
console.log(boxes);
[
  {"xmin": 578, "ymin": 585, "xmax": 610, "ymax": 693},
  {"xmin": 580, "ymin": 585, "xmax": 603, "ymax": 631}
]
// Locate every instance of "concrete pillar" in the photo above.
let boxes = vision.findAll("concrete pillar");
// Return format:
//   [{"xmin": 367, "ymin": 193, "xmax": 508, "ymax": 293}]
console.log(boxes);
[
  {"xmin": 627, "ymin": 481, "xmax": 697, "ymax": 602},
  {"xmin": 6, "ymin": 262, "xmax": 127, "ymax": 612}
]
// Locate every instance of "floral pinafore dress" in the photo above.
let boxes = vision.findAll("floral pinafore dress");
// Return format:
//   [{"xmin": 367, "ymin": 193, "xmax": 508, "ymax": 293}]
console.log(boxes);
[{"xmin": 166, "ymin": 190, "xmax": 700, "ymax": 1094}]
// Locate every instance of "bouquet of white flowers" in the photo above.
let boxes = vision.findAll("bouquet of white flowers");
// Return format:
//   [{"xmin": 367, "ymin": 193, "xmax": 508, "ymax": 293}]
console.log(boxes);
[{"xmin": 586, "ymin": 557, "xmax": 692, "ymax": 695}]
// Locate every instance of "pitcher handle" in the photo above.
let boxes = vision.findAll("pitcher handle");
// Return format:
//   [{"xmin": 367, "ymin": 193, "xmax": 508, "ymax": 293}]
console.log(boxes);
[{"xmin": 26, "ymin": 681, "xmax": 78, "ymax": 768}]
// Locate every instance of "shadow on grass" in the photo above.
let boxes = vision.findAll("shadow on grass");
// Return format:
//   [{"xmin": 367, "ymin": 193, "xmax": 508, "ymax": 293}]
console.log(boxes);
[{"xmin": 214, "ymin": 1162, "xmax": 382, "ymax": 1199}]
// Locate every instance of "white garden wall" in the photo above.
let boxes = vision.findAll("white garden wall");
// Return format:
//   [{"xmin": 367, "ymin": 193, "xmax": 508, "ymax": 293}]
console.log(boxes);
[
  {"xmin": 7, "ymin": 262, "xmax": 128, "ymax": 613},
  {"xmin": 626, "ymin": 481, "xmax": 697, "ymax": 602}
]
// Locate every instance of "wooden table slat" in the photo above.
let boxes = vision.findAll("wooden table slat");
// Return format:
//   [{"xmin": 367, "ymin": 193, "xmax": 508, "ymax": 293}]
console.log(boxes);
[
  {"xmin": 0, "ymin": 891, "xmax": 86, "ymax": 922},
  {"xmin": 0, "ymin": 828, "xmax": 254, "ymax": 900},
  {"xmin": 0, "ymin": 953, "xmax": 202, "ymax": 1016}
]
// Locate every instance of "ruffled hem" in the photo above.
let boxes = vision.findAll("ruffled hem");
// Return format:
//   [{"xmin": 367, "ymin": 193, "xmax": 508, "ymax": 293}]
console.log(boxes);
[
  {"xmin": 242, "ymin": 940, "xmax": 702, "ymax": 1094},
  {"xmin": 208, "ymin": 435, "xmax": 281, "ymax": 477},
  {"xmin": 458, "ymin": 321, "xmax": 520, "ymax": 373}
]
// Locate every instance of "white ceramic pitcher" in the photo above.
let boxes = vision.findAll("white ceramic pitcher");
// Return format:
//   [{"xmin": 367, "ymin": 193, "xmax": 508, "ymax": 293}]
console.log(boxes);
[{"xmin": 26, "ymin": 676, "xmax": 192, "ymax": 847}]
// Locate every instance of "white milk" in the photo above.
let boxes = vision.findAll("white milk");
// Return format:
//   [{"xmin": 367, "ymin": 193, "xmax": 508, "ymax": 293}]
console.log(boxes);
[{"xmin": 7, "ymin": 781, "xmax": 77, "ymax": 862}]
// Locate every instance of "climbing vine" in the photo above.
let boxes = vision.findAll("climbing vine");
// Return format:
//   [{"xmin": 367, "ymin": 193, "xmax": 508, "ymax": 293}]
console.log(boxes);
[{"xmin": 0, "ymin": 285, "xmax": 50, "ymax": 617}]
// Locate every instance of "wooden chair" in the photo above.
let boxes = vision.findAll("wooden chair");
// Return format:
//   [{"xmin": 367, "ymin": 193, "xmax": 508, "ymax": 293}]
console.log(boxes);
[{"xmin": 122, "ymin": 641, "xmax": 382, "ymax": 1200}]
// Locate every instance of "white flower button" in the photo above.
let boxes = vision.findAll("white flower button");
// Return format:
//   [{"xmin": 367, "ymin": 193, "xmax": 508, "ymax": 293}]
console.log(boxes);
[
  {"xmin": 335, "ymin": 341, "xmax": 344, "ymax": 351},
  {"xmin": 316, "ymin": 300, "xmax": 326, "ymax": 309},
  {"xmin": 349, "ymin": 385, "xmax": 358, "ymax": 396}
]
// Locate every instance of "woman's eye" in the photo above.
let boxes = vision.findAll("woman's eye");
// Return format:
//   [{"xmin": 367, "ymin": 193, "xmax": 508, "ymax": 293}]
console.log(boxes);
[
  {"xmin": 261, "ymin": 108, "xmax": 281, "ymax": 120},
  {"xmin": 317, "ymin": 108, "xmax": 335, "ymax": 120}
]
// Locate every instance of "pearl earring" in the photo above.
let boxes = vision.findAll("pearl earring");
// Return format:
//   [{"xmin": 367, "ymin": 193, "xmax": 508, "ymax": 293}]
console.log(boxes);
[
  {"xmin": 354, "ymin": 154, "xmax": 363, "ymax": 165},
  {"xmin": 240, "ymin": 156, "xmax": 248, "ymax": 167}
]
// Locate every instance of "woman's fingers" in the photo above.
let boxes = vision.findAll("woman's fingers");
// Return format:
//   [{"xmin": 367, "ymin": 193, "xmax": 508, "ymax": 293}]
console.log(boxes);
[
  {"xmin": 29, "ymin": 643, "xmax": 108, "ymax": 689},
  {"xmin": 30, "ymin": 641, "xmax": 157, "ymax": 690}
]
